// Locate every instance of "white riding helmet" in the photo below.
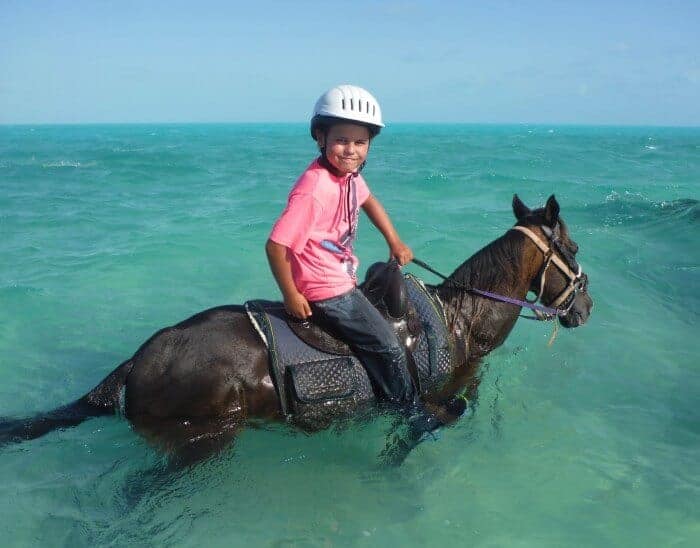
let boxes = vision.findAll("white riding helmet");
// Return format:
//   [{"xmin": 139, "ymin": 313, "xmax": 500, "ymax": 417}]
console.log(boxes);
[{"xmin": 310, "ymin": 84, "xmax": 384, "ymax": 140}]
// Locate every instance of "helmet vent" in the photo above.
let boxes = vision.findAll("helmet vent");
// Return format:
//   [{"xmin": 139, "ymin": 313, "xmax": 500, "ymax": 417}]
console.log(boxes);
[{"xmin": 310, "ymin": 85, "xmax": 385, "ymax": 135}]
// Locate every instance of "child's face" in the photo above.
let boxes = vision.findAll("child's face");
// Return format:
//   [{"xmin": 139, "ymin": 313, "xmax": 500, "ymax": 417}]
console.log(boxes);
[{"xmin": 318, "ymin": 123, "xmax": 371, "ymax": 175}]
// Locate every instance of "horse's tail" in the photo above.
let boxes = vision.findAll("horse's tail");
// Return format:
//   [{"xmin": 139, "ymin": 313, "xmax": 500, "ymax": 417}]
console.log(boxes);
[{"xmin": 0, "ymin": 359, "xmax": 134, "ymax": 446}]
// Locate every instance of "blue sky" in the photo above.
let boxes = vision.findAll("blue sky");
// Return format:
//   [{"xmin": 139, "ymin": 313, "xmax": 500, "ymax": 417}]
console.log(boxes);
[{"xmin": 2, "ymin": 0, "xmax": 699, "ymax": 125}]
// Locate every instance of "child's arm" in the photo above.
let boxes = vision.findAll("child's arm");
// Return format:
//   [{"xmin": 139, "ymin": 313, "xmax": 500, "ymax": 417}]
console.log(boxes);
[
  {"xmin": 361, "ymin": 194, "xmax": 414, "ymax": 265},
  {"xmin": 265, "ymin": 239, "xmax": 312, "ymax": 319}
]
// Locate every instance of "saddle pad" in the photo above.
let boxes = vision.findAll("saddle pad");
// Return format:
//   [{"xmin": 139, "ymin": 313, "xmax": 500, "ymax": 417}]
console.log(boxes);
[
  {"xmin": 245, "ymin": 300, "xmax": 375, "ymax": 422},
  {"xmin": 404, "ymin": 274, "xmax": 454, "ymax": 392},
  {"xmin": 244, "ymin": 275, "xmax": 454, "ymax": 419}
]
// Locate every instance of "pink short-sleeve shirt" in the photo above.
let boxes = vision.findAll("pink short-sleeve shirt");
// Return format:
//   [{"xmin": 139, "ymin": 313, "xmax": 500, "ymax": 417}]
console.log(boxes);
[{"xmin": 269, "ymin": 159, "xmax": 371, "ymax": 301}]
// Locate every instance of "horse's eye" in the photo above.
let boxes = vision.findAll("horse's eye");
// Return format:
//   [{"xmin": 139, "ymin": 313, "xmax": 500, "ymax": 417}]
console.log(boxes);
[{"xmin": 570, "ymin": 242, "xmax": 579, "ymax": 254}]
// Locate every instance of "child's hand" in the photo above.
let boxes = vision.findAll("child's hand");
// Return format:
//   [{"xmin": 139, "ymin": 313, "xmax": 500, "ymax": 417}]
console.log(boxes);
[
  {"xmin": 284, "ymin": 291, "xmax": 312, "ymax": 319},
  {"xmin": 390, "ymin": 240, "xmax": 414, "ymax": 266}
]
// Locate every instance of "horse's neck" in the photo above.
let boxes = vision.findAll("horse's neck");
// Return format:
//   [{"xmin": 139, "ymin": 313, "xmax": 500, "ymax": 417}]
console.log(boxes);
[{"xmin": 435, "ymin": 232, "xmax": 539, "ymax": 362}]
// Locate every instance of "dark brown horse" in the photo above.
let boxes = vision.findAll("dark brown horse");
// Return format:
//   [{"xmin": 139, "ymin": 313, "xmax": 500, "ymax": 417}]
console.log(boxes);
[{"xmin": 0, "ymin": 195, "xmax": 593, "ymax": 466}]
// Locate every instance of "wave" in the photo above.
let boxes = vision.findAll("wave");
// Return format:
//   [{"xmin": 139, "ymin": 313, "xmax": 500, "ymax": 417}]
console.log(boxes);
[
  {"xmin": 577, "ymin": 194, "xmax": 700, "ymax": 316},
  {"xmin": 581, "ymin": 193, "xmax": 699, "ymax": 228},
  {"xmin": 41, "ymin": 160, "xmax": 84, "ymax": 168}
]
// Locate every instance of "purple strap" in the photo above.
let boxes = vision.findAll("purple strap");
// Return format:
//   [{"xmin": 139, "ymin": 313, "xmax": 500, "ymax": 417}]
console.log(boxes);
[
  {"xmin": 470, "ymin": 288, "xmax": 562, "ymax": 317},
  {"xmin": 411, "ymin": 258, "xmax": 563, "ymax": 318}
]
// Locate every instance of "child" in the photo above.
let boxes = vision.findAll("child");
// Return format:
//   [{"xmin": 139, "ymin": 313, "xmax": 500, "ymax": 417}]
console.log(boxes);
[{"xmin": 266, "ymin": 85, "xmax": 440, "ymax": 441}]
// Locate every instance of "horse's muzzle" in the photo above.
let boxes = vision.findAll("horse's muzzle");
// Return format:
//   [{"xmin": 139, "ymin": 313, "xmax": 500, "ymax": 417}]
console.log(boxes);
[{"xmin": 559, "ymin": 291, "xmax": 593, "ymax": 328}]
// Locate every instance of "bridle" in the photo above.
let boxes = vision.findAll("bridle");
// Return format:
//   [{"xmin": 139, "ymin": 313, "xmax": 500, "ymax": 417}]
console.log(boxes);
[
  {"xmin": 511, "ymin": 224, "xmax": 588, "ymax": 320},
  {"xmin": 412, "ymin": 222, "xmax": 588, "ymax": 321}
]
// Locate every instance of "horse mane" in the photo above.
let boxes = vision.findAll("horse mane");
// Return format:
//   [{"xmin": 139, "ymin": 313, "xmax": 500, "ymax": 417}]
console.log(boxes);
[
  {"xmin": 443, "ymin": 226, "xmax": 527, "ymax": 295},
  {"xmin": 443, "ymin": 203, "xmax": 558, "ymax": 295}
]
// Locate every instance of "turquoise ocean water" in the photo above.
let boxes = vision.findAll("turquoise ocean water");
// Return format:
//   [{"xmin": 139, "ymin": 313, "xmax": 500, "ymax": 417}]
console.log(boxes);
[{"xmin": 0, "ymin": 124, "xmax": 698, "ymax": 546}]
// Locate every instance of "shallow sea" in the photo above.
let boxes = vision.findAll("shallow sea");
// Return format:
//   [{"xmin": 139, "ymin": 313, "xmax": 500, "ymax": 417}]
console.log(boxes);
[{"xmin": 0, "ymin": 124, "xmax": 698, "ymax": 546}]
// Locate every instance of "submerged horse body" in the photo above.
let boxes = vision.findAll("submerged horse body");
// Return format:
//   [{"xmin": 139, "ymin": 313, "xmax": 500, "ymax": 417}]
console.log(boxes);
[{"xmin": 0, "ymin": 195, "xmax": 593, "ymax": 465}]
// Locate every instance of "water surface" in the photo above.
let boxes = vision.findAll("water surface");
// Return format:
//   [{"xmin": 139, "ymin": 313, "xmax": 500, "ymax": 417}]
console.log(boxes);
[{"xmin": 1, "ymin": 124, "xmax": 698, "ymax": 546}]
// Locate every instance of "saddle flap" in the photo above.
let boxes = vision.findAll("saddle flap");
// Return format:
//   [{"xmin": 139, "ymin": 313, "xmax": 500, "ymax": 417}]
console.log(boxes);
[
  {"xmin": 404, "ymin": 274, "xmax": 453, "ymax": 392},
  {"xmin": 288, "ymin": 357, "xmax": 356, "ymax": 404},
  {"xmin": 287, "ymin": 320, "xmax": 352, "ymax": 356}
]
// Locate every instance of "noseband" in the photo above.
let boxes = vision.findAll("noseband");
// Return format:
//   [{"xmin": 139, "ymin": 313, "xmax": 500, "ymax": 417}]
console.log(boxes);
[{"xmin": 511, "ymin": 224, "xmax": 588, "ymax": 319}]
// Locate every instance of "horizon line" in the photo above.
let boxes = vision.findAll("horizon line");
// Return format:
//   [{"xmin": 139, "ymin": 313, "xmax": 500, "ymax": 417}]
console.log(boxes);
[{"xmin": 2, "ymin": 121, "xmax": 699, "ymax": 130}]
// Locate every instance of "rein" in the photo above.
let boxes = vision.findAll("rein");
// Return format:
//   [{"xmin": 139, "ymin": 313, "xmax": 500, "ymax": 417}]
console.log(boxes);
[
  {"xmin": 411, "ymin": 258, "xmax": 561, "ymax": 319},
  {"xmin": 411, "ymin": 223, "xmax": 587, "ymax": 322}
]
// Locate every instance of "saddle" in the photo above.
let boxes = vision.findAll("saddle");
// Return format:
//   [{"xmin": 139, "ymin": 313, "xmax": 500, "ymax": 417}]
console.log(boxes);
[
  {"xmin": 286, "ymin": 261, "xmax": 421, "ymax": 356},
  {"xmin": 246, "ymin": 263, "xmax": 453, "ymax": 426}
]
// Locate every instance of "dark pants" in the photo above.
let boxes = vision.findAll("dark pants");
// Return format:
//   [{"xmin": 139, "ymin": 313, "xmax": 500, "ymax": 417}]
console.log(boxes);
[{"xmin": 310, "ymin": 288, "xmax": 417, "ymax": 407}]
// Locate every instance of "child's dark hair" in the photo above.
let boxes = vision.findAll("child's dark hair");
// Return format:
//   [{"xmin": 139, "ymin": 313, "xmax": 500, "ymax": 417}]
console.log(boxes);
[{"xmin": 310, "ymin": 115, "xmax": 382, "ymax": 142}]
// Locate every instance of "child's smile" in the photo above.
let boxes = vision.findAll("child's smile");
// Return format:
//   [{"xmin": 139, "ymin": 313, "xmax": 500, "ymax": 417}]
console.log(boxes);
[{"xmin": 320, "ymin": 123, "xmax": 371, "ymax": 175}]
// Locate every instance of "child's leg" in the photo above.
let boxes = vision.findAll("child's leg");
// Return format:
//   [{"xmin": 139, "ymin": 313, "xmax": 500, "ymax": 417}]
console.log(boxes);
[
  {"xmin": 312, "ymin": 288, "xmax": 444, "ymax": 464},
  {"xmin": 310, "ymin": 288, "xmax": 416, "ymax": 406}
]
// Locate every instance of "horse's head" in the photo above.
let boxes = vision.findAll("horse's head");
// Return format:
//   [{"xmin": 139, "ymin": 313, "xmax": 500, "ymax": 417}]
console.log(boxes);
[{"xmin": 512, "ymin": 194, "xmax": 593, "ymax": 328}]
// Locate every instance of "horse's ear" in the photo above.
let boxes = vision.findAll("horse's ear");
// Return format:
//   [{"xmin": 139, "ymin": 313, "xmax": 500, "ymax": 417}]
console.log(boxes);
[
  {"xmin": 512, "ymin": 194, "xmax": 530, "ymax": 220},
  {"xmin": 544, "ymin": 195, "xmax": 560, "ymax": 227}
]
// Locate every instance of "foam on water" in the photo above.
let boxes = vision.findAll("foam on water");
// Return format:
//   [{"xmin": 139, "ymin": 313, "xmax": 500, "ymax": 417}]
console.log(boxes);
[{"xmin": 0, "ymin": 124, "xmax": 698, "ymax": 546}]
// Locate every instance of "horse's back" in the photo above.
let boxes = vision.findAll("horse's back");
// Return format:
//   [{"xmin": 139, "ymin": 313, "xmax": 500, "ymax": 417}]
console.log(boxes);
[{"xmin": 124, "ymin": 305, "xmax": 272, "ymax": 419}]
